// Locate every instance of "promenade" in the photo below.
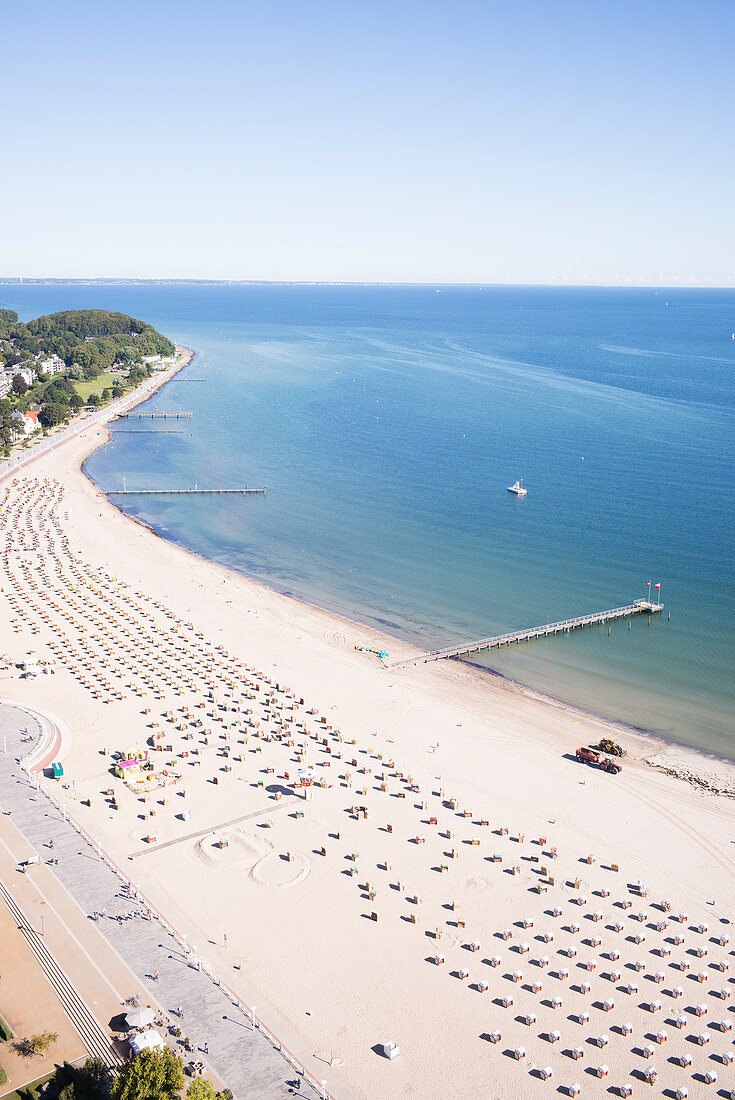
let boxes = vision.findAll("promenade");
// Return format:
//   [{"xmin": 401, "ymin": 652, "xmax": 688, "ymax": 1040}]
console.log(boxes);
[{"xmin": 0, "ymin": 703, "xmax": 320, "ymax": 1100}]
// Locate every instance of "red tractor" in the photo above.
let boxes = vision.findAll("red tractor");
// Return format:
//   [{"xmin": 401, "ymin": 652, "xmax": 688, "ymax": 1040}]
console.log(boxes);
[{"xmin": 575, "ymin": 747, "xmax": 622, "ymax": 775}]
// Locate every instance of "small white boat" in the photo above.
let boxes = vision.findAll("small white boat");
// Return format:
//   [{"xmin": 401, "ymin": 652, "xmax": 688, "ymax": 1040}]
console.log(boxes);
[{"xmin": 507, "ymin": 479, "xmax": 527, "ymax": 496}]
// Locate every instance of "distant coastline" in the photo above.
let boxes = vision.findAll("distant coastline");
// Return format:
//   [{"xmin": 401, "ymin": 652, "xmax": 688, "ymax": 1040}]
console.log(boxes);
[{"xmin": 2, "ymin": 277, "xmax": 734, "ymax": 288}]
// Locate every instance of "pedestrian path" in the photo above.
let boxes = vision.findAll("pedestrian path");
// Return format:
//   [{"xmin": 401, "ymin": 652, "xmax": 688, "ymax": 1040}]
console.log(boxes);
[{"xmin": 0, "ymin": 703, "xmax": 321, "ymax": 1100}]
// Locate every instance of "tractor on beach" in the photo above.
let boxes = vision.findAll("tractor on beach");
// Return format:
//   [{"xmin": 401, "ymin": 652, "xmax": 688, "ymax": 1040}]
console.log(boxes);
[
  {"xmin": 597, "ymin": 738, "xmax": 626, "ymax": 757},
  {"xmin": 575, "ymin": 746, "xmax": 622, "ymax": 775}
]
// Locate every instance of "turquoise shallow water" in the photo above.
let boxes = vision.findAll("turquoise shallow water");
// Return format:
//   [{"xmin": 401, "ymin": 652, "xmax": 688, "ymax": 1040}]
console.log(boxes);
[{"xmin": 3, "ymin": 284, "xmax": 735, "ymax": 757}]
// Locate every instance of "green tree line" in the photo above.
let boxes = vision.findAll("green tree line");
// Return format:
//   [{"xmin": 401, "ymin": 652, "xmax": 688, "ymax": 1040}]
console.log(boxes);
[{"xmin": 0, "ymin": 308, "xmax": 174, "ymax": 376}]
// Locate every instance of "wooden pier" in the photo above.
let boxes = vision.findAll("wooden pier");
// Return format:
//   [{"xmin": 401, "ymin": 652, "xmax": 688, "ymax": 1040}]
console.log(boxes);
[
  {"xmin": 391, "ymin": 599, "xmax": 663, "ymax": 668},
  {"xmin": 116, "ymin": 411, "xmax": 192, "ymax": 420},
  {"xmin": 107, "ymin": 485, "xmax": 266, "ymax": 497}
]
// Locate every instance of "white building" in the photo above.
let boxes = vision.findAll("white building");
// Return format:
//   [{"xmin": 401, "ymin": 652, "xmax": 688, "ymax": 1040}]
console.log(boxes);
[
  {"xmin": 37, "ymin": 355, "xmax": 65, "ymax": 376},
  {"xmin": 10, "ymin": 367, "xmax": 35, "ymax": 387},
  {"xmin": 11, "ymin": 409, "xmax": 41, "ymax": 436},
  {"xmin": 0, "ymin": 372, "xmax": 12, "ymax": 398}
]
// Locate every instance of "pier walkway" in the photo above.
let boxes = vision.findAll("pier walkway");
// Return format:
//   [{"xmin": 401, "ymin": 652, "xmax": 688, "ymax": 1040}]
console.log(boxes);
[
  {"xmin": 391, "ymin": 599, "xmax": 663, "ymax": 668},
  {"xmin": 107, "ymin": 486, "xmax": 266, "ymax": 497},
  {"xmin": 116, "ymin": 411, "xmax": 192, "ymax": 420}
]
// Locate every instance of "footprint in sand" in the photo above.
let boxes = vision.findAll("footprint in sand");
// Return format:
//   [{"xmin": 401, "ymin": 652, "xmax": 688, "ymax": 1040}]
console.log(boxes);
[
  {"xmin": 464, "ymin": 876, "xmax": 488, "ymax": 890},
  {"xmin": 189, "ymin": 829, "xmax": 270, "ymax": 870},
  {"xmin": 251, "ymin": 849, "xmax": 310, "ymax": 888}
]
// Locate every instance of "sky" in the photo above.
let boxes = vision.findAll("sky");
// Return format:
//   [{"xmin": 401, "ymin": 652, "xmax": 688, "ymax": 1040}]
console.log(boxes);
[{"xmin": 3, "ymin": 0, "xmax": 734, "ymax": 284}]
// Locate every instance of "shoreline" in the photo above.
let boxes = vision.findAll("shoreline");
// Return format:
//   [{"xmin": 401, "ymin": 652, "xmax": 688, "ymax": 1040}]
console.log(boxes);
[{"xmin": 93, "ymin": 489, "xmax": 732, "ymax": 776}]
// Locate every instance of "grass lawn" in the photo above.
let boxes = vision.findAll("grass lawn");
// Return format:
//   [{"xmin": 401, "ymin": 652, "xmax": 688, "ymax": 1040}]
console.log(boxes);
[{"xmin": 72, "ymin": 374, "xmax": 116, "ymax": 402}]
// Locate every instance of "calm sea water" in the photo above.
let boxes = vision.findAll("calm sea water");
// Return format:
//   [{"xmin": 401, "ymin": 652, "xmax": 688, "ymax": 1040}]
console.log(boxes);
[{"xmin": 3, "ymin": 283, "xmax": 734, "ymax": 757}]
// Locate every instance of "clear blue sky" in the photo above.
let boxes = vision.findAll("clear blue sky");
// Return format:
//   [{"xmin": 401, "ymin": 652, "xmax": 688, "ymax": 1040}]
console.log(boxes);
[{"xmin": 4, "ymin": 0, "xmax": 733, "ymax": 284}]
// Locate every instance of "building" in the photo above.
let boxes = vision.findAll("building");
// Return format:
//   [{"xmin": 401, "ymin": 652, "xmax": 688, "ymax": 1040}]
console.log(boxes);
[
  {"xmin": 10, "ymin": 409, "xmax": 40, "ymax": 436},
  {"xmin": 0, "ymin": 372, "xmax": 12, "ymax": 398},
  {"xmin": 37, "ymin": 355, "xmax": 65, "ymax": 376},
  {"xmin": 8, "ymin": 367, "xmax": 35, "ymax": 387}
]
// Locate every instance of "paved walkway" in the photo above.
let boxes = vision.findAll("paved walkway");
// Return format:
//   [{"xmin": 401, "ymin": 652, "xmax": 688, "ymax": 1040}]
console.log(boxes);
[{"xmin": 0, "ymin": 703, "xmax": 320, "ymax": 1099}]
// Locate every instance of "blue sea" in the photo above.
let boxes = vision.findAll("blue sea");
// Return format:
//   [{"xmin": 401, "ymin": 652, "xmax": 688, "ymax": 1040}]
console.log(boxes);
[{"xmin": 3, "ymin": 283, "xmax": 734, "ymax": 758}]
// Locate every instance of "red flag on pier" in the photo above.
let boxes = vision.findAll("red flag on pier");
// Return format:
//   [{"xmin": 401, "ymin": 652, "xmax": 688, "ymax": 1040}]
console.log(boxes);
[
  {"xmin": 654, "ymin": 583, "xmax": 660, "ymax": 590},
  {"xmin": 645, "ymin": 581, "xmax": 651, "ymax": 587}
]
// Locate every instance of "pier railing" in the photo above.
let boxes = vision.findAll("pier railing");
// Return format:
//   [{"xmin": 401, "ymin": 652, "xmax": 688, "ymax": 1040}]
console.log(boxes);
[
  {"xmin": 391, "ymin": 599, "xmax": 663, "ymax": 668},
  {"xmin": 116, "ymin": 411, "xmax": 192, "ymax": 420}
]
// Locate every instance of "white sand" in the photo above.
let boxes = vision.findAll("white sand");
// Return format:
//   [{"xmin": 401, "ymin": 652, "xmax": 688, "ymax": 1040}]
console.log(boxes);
[{"xmin": 1, "ymin": 409, "xmax": 734, "ymax": 1100}]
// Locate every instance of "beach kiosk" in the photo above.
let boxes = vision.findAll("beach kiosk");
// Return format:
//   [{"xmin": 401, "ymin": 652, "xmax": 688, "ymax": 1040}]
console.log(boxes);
[
  {"xmin": 51, "ymin": 761, "xmax": 63, "ymax": 779},
  {"xmin": 129, "ymin": 1029, "xmax": 163, "ymax": 1057}
]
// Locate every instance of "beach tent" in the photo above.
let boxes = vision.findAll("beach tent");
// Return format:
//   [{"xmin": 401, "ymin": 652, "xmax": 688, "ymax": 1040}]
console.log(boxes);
[
  {"xmin": 125, "ymin": 1007, "xmax": 155, "ymax": 1029},
  {"xmin": 129, "ymin": 1029, "xmax": 163, "ymax": 1056}
]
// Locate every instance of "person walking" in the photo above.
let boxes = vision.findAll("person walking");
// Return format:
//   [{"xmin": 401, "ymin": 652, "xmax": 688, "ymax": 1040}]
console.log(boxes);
[{"xmin": 153, "ymin": 970, "xmax": 159, "ymax": 982}]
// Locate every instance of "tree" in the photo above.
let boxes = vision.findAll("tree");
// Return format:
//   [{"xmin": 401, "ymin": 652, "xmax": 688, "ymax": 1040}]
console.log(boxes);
[
  {"xmin": 52, "ymin": 1057, "xmax": 111, "ymax": 1099},
  {"xmin": 12, "ymin": 374, "xmax": 28, "ymax": 396},
  {"xmin": 41, "ymin": 402, "xmax": 70, "ymax": 427},
  {"xmin": 112, "ymin": 1047, "xmax": 184, "ymax": 1100},
  {"xmin": 87, "ymin": 393, "xmax": 100, "ymax": 406},
  {"xmin": 186, "ymin": 1081, "xmax": 218, "ymax": 1100},
  {"xmin": 69, "ymin": 393, "xmax": 84, "ymax": 410},
  {"xmin": 13, "ymin": 1029, "xmax": 59, "ymax": 1056}
]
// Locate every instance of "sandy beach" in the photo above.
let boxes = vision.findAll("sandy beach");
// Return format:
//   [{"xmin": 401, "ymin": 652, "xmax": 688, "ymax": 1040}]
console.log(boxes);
[{"xmin": 1, "ymin": 396, "xmax": 734, "ymax": 1099}]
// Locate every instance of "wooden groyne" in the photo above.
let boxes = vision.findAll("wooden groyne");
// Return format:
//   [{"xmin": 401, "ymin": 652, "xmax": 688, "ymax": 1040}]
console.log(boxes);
[
  {"xmin": 391, "ymin": 599, "xmax": 663, "ymax": 668},
  {"xmin": 116, "ymin": 411, "xmax": 192, "ymax": 420},
  {"xmin": 107, "ymin": 486, "xmax": 266, "ymax": 497}
]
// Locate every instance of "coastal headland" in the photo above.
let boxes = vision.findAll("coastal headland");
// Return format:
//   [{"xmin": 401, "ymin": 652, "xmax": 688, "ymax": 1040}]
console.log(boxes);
[{"xmin": 1, "ymin": 357, "xmax": 734, "ymax": 1100}]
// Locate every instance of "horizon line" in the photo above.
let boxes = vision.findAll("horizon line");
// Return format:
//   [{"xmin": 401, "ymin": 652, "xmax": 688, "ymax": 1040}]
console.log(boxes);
[{"xmin": 1, "ymin": 277, "xmax": 734, "ymax": 290}]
